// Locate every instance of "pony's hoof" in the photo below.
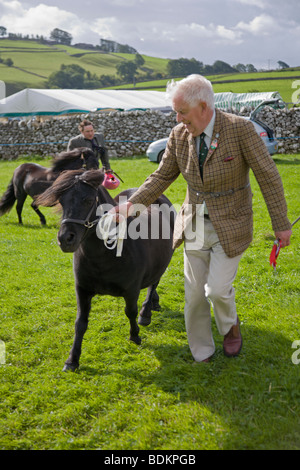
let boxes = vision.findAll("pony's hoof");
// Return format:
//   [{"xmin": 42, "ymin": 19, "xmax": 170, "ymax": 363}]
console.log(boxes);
[
  {"xmin": 130, "ymin": 335, "xmax": 141, "ymax": 345},
  {"xmin": 63, "ymin": 363, "xmax": 78, "ymax": 372},
  {"xmin": 151, "ymin": 302, "xmax": 161, "ymax": 312},
  {"xmin": 138, "ymin": 315, "xmax": 151, "ymax": 326}
]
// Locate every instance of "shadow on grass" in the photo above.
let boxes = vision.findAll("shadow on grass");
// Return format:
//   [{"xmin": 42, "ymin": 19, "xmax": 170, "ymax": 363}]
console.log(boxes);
[
  {"xmin": 1, "ymin": 220, "xmax": 60, "ymax": 230},
  {"xmin": 62, "ymin": 302, "xmax": 300, "ymax": 449},
  {"xmin": 79, "ymin": 308, "xmax": 297, "ymax": 397}
]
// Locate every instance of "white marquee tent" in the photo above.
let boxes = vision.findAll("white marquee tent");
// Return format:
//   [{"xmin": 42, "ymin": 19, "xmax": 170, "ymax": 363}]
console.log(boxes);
[
  {"xmin": 0, "ymin": 88, "xmax": 283, "ymax": 118},
  {"xmin": 0, "ymin": 88, "xmax": 171, "ymax": 117}
]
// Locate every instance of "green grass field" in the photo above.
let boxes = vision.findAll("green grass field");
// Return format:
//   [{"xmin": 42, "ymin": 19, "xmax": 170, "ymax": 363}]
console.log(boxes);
[
  {"xmin": 114, "ymin": 72, "xmax": 300, "ymax": 104},
  {"xmin": 0, "ymin": 39, "xmax": 169, "ymax": 94},
  {"xmin": 0, "ymin": 154, "xmax": 299, "ymax": 450}
]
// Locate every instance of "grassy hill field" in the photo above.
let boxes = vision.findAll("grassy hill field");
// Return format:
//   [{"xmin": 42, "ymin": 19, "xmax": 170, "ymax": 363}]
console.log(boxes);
[
  {"xmin": 114, "ymin": 71, "xmax": 300, "ymax": 104},
  {"xmin": 0, "ymin": 38, "xmax": 299, "ymax": 103},
  {"xmin": 0, "ymin": 39, "xmax": 168, "ymax": 95}
]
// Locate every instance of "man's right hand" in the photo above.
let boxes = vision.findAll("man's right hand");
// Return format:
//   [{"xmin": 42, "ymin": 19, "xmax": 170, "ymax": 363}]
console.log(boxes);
[{"xmin": 109, "ymin": 201, "xmax": 134, "ymax": 222}]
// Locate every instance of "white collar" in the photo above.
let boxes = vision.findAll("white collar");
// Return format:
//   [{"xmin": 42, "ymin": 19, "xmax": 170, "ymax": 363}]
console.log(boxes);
[
  {"xmin": 203, "ymin": 109, "xmax": 216, "ymax": 139},
  {"xmin": 196, "ymin": 109, "xmax": 216, "ymax": 149}
]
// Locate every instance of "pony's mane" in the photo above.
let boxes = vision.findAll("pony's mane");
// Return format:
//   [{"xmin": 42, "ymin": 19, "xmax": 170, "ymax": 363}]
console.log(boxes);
[
  {"xmin": 36, "ymin": 169, "xmax": 106, "ymax": 207},
  {"xmin": 51, "ymin": 148, "xmax": 96, "ymax": 172}
]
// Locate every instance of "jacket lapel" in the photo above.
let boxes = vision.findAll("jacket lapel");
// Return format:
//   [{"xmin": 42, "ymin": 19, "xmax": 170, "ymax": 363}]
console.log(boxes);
[
  {"xmin": 206, "ymin": 108, "xmax": 223, "ymax": 161},
  {"xmin": 187, "ymin": 109, "xmax": 223, "ymax": 169},
  {"xmin": 188, "ymin": 133, "xmax": 201, "ymax": 176}
]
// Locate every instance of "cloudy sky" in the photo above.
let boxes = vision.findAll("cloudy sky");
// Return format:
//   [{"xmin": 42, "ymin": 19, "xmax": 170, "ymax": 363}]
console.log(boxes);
[{"xmin": 0, "ymin": 0, "xmax": 299, "ymax": 69}]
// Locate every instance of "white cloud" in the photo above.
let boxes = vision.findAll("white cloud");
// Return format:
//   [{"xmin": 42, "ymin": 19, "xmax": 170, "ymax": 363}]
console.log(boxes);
[
  {"xmin": 0, "ymin": 1, "xmax": 82, "ymax": 38},
  {"xmin": 0, "ymin": 1, "xmax": 244, "ymax": 47},
  {"xmin": 140, "ymin": 21, "xmax": 243, "ymax": 45},
  {"xmin": 0, "ymin": 0, "xmax": 298, "ymax": 67},
  {"xmin": 91, "ymin": 17, "xmax": 127, "ymax": 41},
  {"xmin": 216, "ymin": 25, "xmax": 242, "ymax": 42},
  {"xmin": 236, "ymin": 14, "xmax": 277, "ymax": 35},
  {"xmin": 0, "ymin": 0, "xmax": 20, "ymax": 14}
]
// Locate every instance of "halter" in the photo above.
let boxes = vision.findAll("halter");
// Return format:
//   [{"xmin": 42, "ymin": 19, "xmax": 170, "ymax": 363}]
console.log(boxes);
[
  {"xmin": 60, "ymin": 177, "xmax": 126, "ymax": 256},
  {"xmin": 60, "ymin": 177, "xmax": 100, "ymax": 229},
  {"xmin": 61, "ymin": 199, "xmax": 99, "ymax": 229}
]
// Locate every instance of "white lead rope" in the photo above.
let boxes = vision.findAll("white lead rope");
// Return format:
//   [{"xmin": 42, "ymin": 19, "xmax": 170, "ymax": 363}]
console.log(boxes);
[{"xmin": 97, "ymin": 213, "xmax": 127, "ymax": 257}]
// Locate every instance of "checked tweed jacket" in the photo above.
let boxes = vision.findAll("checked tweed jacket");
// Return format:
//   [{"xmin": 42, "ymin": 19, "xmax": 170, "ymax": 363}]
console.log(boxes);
[{"xmin": 129, "ymin": 108, "xmax": 291, "ymax": 258}]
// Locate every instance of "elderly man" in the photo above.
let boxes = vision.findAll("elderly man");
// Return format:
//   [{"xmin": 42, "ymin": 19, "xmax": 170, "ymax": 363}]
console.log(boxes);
[
  {"xmin": 112, "ymin": 74, "xmax": 292, "ymax": 363},
  {"xmin": 68, "ymin": 119, "xmax": 110, "ymax": 171}
]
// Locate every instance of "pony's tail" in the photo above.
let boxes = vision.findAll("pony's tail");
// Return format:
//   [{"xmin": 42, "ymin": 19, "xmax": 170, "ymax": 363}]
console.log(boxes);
[{"xmin": 0, "ymin": 180, "xmax": 16, "ymax": 216}]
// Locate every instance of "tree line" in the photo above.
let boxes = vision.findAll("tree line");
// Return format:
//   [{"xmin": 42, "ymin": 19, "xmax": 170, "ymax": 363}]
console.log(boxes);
[
  {"xmin": 45, "ymin": 54, "xmax": 148, "ymax": 89},
  {"xmin": 45, "ymin": 58, "xmax": 261, "ymax": 89}
]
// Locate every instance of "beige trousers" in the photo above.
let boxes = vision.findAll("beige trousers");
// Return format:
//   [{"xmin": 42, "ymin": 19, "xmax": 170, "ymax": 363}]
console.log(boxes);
[{"xmin": 184, "ymin": 216, "xmax": 243, "ymax": 362}]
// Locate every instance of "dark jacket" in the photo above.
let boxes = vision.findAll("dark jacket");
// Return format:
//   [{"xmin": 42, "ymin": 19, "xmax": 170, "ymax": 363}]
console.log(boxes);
[{"xmin": 67, "ymin": 133, "xmax": 110, "ymax": 170}]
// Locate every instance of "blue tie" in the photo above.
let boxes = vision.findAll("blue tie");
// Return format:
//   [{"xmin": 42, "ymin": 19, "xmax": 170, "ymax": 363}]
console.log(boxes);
[{"xmin": 199, "ymin": 132, "xmax": 208, "ymax": 179}]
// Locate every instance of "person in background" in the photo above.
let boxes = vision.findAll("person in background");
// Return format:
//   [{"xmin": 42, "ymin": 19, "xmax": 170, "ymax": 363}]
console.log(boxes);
[
  {"xmin": 110, "ymin": 74, "xmax": 292, "ymax": 363},
  {"xmin": 67, "ymin": 119, "xmax": 110, "ymax": 171}
]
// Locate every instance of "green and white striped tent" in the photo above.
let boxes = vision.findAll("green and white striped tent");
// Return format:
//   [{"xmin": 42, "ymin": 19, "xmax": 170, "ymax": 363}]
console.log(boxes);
[{"xmin": 214, "ymin": 91, "xmax": 283, "ymax": 111}]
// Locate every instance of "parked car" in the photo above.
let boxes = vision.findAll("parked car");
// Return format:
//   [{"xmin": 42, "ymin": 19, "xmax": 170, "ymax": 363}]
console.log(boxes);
[{"xmin": 146, "ymin": 101, "xmax": 280, "ymax": 163}]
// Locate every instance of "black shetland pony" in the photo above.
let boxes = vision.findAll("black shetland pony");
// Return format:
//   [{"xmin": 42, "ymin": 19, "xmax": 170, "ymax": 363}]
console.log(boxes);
[
  {"xmin": 36, "ymin": 169, "xmax": 175, "ymax": 372},
  {"xmin": 0, "ymin": 148, "xmax": 99, "ymax": 225}
]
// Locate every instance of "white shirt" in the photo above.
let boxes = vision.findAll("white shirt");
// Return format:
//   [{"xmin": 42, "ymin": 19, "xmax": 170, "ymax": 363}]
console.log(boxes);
[{"xmin": 196, "ymin": 109, "xmax": 216, "ymax": 154}]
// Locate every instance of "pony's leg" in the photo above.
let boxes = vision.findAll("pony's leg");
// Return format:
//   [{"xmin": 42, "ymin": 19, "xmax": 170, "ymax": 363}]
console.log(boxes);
[
  {"xmin": 138, "ymin": 281, "xmax": 160, "ymax": 326},
  {"xmin": 31, "ymin": 201, "xmax": 46, "ymax": 225},
  {"xmin": 15, "ymin": 193, "xmax": 27, "ymax": 224},
  {"xmin": 63, "ymin": 286, "xmax": 93, "ymax": 372},
  {"xmin": 124, "ymin": 295, "xmax": 141, "ymax": 345}
]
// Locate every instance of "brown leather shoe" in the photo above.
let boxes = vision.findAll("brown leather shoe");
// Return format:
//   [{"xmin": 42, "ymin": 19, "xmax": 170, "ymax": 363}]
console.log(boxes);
[
  {"xmin": 201, "ymin": 357, "xmax": 211, "ymax": 363},
  {"xmin": 193, "ymin": 354, "xmax": 213, "ymax": 364},
  {"xmin": 223, "ymin": 317, "xmax": 242, "ymax": 357}
]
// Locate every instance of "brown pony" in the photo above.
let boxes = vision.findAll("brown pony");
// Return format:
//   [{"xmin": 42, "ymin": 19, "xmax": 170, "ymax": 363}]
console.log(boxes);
[{"xmin": 0, "ymin": 148, "xmax": 99, "ymax": 225}]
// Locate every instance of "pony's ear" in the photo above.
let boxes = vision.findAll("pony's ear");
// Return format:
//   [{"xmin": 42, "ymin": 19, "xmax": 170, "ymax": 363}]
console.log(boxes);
[
  {"xmin": 95, "ymin": 170, "xmax": 106, "ymax": 188},
  {"xmin": 80, "ymin": 169, "xmax": 105, "ymax": 189}
]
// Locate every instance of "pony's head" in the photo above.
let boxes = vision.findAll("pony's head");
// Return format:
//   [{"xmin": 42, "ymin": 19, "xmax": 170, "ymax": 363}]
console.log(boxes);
[{"xmin": 36, "ymin": 169, "xmax": 111, "ymax": 252}]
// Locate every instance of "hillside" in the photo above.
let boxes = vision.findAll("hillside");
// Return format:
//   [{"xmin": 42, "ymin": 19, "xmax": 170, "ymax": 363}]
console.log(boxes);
[
  {"xmin": 113, "ymin": 71, "xmax": 300, "ymax": 103},
  {"xmin": 0, "ymin": 39, "xmax": 168, "ymax": 95},
  {"xmin": 0, "ymin": 38, "xmax": 299, "ymax": 103}
]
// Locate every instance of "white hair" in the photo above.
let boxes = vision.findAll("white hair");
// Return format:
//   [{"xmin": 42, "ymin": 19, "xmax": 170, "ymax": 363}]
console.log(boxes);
[{"xmin": 166, "ymin": 74, "xmax": 215, "ymax": 109}]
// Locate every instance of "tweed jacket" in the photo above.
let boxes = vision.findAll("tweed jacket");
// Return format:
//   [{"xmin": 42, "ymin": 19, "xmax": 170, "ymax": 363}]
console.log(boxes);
[
  {"xmin": 129, "ymin": 109, "xmax": 291, "ymax": 258},
  {"xmin": 67, "ymin": 132, "xmax": 110, "ymax": 170}
]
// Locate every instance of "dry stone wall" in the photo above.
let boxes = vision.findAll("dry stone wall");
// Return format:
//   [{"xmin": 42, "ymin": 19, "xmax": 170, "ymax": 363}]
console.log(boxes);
[
  {"xmin": 0, "ymin": 106, "xmax": 299, "ymax": 160},
  {"xmin": 256, "ymin": 106, "xmax": 300, "ymax": 154},
  {"xmin": 0, "ymin": 110, "xmax": 177, "ymax": 160}
]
